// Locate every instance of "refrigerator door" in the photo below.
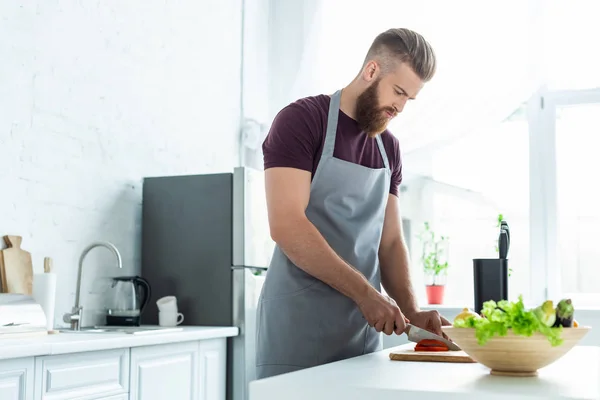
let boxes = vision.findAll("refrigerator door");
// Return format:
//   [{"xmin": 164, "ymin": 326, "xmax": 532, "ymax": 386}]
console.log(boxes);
[
  {"xmin": 232, "ymin": 266, "xmax": 265, "ymax": 400},
  {"xmin": 232, "ymin": 166, "xmax": 274, "ymax": 400},
  {"xmin": 233, "ymin": 166, "xmax": 275, "ymax": 269}
]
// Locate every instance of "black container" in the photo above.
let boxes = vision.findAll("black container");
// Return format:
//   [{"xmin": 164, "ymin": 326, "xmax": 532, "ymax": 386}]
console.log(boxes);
[{"xmin": 473, "ymin": 258, "xmax": 508, "ymax": 314}]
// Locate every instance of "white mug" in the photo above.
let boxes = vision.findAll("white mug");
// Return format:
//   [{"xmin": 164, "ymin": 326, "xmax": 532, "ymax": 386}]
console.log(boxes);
[
  {"xmin": 157, "ymin": 296, "xmax": 178, "ymax": 312},
  {"xmin": 159, "ymin": 311, "xmax": 184, "ymax": 327}
]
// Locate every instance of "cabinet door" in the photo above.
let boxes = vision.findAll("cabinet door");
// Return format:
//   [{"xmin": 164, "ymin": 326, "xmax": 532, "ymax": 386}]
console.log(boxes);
[
  {"xmin": 34, "ymin": 348, "xmax": 129, "ymax": 400},
  {"xmin": 0, "ymin": 357, "xmax": 34, "ymax": 400},
  {"xmin": 198, "ymin": 339, "xmax": 226, "ymax": 400},
  {"xmin": 130, "ymin": 341, "xmax": 199, "ymax": 400}
]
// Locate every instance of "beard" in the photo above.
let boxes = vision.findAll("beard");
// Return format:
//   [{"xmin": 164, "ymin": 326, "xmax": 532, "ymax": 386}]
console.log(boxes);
[{"xmin": 355, "ymin": 78, "xmax": 396, "ymax": 138}]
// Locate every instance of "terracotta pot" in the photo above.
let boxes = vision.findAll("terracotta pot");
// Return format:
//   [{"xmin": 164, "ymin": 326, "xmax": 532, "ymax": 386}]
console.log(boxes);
[{"xmin": 426, "ymin": 285, "xmax": 445, "ymax": 304}]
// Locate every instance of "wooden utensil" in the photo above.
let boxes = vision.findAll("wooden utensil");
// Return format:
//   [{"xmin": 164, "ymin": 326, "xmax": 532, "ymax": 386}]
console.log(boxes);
[
  {"xmin": 0, "ymin": 235, "xmax": 34, "ymax": 295},
  {"xmin": 44, "ymin": 257, "xmax": 53, "ymax": 273},
  {"xmin": 0, "ymin": 248, "xmax": 6, "ymax": 292},
  {"xmin": 40, "ymin": 256, "xmax": 59, "ymax": 334},
  {"xmin": 389, "ymin": 348, "xmax": 475, "ymax": 363}
]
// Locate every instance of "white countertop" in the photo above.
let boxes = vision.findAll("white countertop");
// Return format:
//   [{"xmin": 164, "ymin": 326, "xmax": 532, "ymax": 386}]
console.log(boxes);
[
  {"xmin": 249, "ymin": 343, "xmax": 600, "ymax": 400},
  {"xmin": 0, "ymin": 326, "xmax": 238, "ymax": 361}
]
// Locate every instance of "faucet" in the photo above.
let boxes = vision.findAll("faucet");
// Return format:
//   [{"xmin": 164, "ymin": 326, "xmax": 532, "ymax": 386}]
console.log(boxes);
[{"xmin": 63, "ymin": 241, "xmax": 123, "ymax": 330}]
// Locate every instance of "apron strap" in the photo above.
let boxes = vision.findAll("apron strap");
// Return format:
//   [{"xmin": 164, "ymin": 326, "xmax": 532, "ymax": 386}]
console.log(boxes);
[
  {"xmin": 322, "ymin": 90, "xmax": 342, "ymax": 158},
  {"xmin": 375, "ymin": 135, "xmax": 390, "ymax": 171},
  {"xmin": 323, "ymin": 89, "xmax": 390, "ymax": 171}
]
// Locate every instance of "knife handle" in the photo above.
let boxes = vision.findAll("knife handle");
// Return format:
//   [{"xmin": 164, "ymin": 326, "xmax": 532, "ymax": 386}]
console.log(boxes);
[{"xmin": 499, "ymin": 229, "xmax": 509, "ymax": 259}]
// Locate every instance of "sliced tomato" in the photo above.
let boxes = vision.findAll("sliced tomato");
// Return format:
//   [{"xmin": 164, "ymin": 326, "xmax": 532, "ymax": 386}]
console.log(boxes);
[
  {"xmin": 416, "ymin": 339, "xmax": 449, "ymax": 348},
  {"xmin": 415, "ymin": 345, "xmax": 448, "ymax": 352},
  {"xmin": 414, "ymin": 339, "xmax": 449, "ymax": 352}
]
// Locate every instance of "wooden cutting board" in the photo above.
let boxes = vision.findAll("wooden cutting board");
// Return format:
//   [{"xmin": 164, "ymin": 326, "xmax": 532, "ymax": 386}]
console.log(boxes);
[
  {"xmin": 389, "ymin": 347, "xmax": 476, "ymax": 363},
  {"xmin": 0, "ymin": 235, "xmax": 34, "ymax": 295}
]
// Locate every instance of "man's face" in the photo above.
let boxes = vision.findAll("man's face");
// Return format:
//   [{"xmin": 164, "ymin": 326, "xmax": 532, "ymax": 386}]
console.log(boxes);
[{"xmin": 355, "ymin": 62, "xmax": 424, "ymax": 137}]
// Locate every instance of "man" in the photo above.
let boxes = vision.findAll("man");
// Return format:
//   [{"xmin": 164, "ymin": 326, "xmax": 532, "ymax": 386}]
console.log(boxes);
[{"xmin": 256, "ymin": 27, "xmax": 451, "ymax": 379}]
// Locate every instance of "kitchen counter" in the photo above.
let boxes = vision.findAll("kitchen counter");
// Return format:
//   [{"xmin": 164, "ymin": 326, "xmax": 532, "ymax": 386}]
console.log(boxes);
[
  {"xmin": 249, "ymin": 343, "xmax": 600, "ymax": 400},
  {"xmin": 0, "ymin": 325, "xmax": 238, "ymax": 360}
]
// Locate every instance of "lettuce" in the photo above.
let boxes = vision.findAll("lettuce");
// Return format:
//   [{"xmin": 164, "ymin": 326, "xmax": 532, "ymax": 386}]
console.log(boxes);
[{"xmin": 453, "ymin": 295, "xmax": 564, "ymax": 346}]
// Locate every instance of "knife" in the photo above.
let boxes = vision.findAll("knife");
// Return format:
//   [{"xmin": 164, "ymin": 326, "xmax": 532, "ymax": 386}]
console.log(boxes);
[
  {"xmin": 500, "ymin": 220, "xmax": 510, "ymax": 244},
  {"xmin": 499, "ymin": 221, "xmax": 510, "ymax": 259},
  {"xmin": 404, "ymin": 323, "xmax": 461, "ymax": 351}
]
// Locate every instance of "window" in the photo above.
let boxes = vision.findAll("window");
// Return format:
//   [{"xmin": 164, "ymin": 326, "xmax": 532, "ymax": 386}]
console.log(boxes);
[
  {"xmin": 542, "ymin": 0, "xmax": 600, "ymax": 91},
  {"xmin": 400, "ymin": 108, "xmax": 530, "ymax": 306},
  {"xmin": 541, "ymin": 95, "xmax": 600, "ymax": 307},
  {"xmin": 556, "ymin": 103, "xmax": 600, "ymax": 295}
]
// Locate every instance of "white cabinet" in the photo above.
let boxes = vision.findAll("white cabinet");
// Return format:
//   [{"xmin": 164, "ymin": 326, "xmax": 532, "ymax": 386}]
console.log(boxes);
[
  {"xmin": 129, "ymin": 341, "xmax": 199, "ymax": 400},
  {"xmin": 0, "ymin": 337, "xmax": 228, "ymax": 400},
  {"xmin": 0, "ymin": 357, "xmax": 34, "ymax": 400},
  {"xmin": 128, "ymin": 338, "xmax": 228, "ymax": 400},
  {"xmin": 33, "ymin": 349, "xmax": 129, "ymax": 400},
  {"xmin": 198, "ymin": 339, "xmax": 227, "ymax": 400}
]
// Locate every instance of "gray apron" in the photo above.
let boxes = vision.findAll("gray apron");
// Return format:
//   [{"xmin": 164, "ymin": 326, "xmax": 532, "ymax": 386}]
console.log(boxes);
[{"xmin": 256, "ymin": 89, "xmax": 391, "ymax": 379}]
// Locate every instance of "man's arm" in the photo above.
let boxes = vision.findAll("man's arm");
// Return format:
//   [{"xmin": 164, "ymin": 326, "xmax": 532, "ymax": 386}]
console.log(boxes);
[
  {"xmin": 265, "ymin": 167, "xmax": 375, "ymax": 302},
  {"xmin": 378, "ymin": 193, "xmax": 420, "ymax": 319}
]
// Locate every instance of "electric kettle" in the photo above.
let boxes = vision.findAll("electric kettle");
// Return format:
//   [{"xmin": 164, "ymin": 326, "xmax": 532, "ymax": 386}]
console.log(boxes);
[{"xmin": 105, "ymin": 276, "xmax": 151, "ymax": 326}]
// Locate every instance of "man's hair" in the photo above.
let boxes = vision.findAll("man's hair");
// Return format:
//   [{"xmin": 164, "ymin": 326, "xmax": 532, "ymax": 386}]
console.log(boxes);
[{"xmin": 363, "ymin": 28, "xmax": 436, "ymax": 82}]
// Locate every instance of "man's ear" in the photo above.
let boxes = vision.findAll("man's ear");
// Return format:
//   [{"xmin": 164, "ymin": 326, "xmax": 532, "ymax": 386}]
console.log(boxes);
[{"xmin": 361, "ymin": 60, "xmax": 379, "ymax": 82}]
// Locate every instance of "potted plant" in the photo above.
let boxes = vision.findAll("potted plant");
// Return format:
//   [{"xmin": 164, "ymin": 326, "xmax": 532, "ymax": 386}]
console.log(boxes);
[{"xmin": 418, "ymin": 222, "xmax": 449, "ymax": 304}]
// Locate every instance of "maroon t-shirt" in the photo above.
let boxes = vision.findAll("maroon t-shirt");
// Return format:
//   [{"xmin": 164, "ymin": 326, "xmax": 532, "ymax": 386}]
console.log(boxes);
[{"xmin": 262, "ymin": 94, "xmax": 403, "ymax": 196}]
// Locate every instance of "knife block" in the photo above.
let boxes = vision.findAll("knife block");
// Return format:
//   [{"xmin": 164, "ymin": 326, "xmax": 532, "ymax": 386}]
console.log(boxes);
[{"xmin": 473, "ymin": 258, "xmax": 508, "ymax": 314}]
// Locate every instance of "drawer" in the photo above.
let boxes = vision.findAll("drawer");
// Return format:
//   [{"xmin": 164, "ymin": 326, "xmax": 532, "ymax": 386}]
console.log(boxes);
[{"xmin": 34, "ymin": 348, "xmax": 129, "ymax": 399}]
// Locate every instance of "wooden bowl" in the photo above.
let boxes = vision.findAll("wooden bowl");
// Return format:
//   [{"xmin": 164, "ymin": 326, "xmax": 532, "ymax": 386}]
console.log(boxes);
[{"xmin": 441, "ymin": 326, "xmax": 591, "ymax": 376}]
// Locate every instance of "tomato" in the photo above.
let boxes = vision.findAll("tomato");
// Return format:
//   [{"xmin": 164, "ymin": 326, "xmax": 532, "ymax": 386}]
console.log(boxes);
[{"xmin": 414, "ymin": 339, "xmax": 449, "ymax": 352}]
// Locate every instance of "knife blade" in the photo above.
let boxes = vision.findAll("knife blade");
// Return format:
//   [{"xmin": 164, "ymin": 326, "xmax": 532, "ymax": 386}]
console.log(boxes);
[{"xmin": 404, "ymin": 323, "xmax": 461, "ymax": 351}]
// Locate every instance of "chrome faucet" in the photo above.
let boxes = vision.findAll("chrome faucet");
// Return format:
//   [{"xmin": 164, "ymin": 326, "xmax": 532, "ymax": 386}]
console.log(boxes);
[{"xmin": 63, "ymin": 241, "xmax": 123, "ymax": 330}]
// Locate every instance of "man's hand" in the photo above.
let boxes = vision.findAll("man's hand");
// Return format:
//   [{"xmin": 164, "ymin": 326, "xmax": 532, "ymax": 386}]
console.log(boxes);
[
  {"xmin": 356, "ymin": 288, "xmax": 409, "ymax": 335},
  {"xmin": 406, "ymin": 309, "xmax": 452, "ymax": 339}
]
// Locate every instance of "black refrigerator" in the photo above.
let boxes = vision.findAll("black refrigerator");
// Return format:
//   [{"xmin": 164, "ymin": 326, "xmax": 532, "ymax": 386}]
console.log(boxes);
[{"xmin": 140, "ymin": 166, "xmax": 274, "ymax": 400}]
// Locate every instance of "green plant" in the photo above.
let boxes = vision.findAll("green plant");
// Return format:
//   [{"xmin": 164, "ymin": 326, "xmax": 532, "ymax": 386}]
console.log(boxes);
[
  {"xmin": 418, "ymin": 222, "xmax": 449, "ymax": 283},
  {"xmin": 453, "ymin": 295, "xmax": 564, "ymax": 347}
]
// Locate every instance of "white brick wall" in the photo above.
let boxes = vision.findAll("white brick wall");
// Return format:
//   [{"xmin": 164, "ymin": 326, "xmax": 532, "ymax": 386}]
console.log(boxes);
[{"xmin": 0, "ymin": 0, "xmax": 242, "ymax": 327}]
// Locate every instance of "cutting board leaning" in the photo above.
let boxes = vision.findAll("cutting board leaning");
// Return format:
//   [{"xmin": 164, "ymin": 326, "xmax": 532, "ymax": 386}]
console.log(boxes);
[{"xmin": 0, "ymin": 235, "xmax": 34, "ymax": 295}]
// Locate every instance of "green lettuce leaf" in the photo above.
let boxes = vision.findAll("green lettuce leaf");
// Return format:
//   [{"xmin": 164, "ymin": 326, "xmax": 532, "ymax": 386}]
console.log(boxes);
[{"xmin": 453, "ymin": 295, "xmax": 564, "ymax": 346}]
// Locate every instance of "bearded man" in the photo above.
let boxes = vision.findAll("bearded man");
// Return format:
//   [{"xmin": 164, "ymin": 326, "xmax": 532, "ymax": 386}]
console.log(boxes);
[{"xmin": 256, "ymin": 27, "xmax": 451, "ymax": 379}]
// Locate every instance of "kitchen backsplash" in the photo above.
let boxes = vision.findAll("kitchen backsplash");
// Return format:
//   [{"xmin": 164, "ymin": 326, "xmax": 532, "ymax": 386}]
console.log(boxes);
[{"xmin": 0, "ymin": 0, "xmax": 243, "ymax": 327}]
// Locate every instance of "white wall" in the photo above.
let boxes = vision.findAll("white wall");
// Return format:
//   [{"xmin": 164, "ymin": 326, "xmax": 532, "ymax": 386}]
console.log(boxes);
[
  {"xmin": 0, "ymin": 0, "xmax": 243, "ymax": 327},
  {"xmin": 239, "ymin": 0, "xmax": 270, "ymax": 171}
]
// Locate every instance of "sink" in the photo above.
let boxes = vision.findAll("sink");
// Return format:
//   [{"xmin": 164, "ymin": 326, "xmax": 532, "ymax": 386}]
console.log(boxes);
[
  {"xmin": 58, "ymin": 327, "xmax": 118, "ymax": 334},
  {"xmin": 58, "ymin": 326, "xmax": 184, "ymax": 335}
]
